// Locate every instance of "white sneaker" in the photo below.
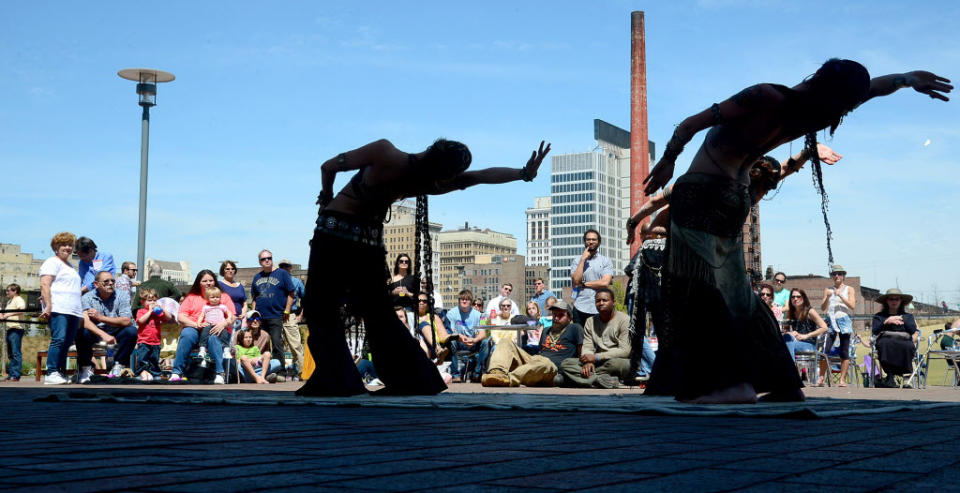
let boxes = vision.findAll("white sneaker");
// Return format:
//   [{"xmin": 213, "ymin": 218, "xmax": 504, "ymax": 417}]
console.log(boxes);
[
  {"xmin": 108, "ymin": 363, "xmax": 124, "ymax": 378},
  {"xmin": 169, "ymin": 374, "xmax": 183, "ymax": 382},
  {"xmin": 214, "ymin": 373, "xmax": 225, "ymax": 385},
  {"xmin": 78, "ymin": 366, "xmax": 94, "ymax": 384},
  {"xmin": 367, "ymin": 378, "xmax": 384, "ymax": 386},
  {"xmin": 222, "ymin": 348, "xmax": 232, "ymax": 360},
  {"xmin": 44, "ymin": 372, "xmax": 69, "ymax": 385}
]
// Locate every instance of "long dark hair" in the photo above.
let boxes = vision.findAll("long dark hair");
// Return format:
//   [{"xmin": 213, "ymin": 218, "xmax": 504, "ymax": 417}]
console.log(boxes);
[
  {"xmin": 421, "ymin": 139, "xmax": 471, "ymax": 180},
  {"xmin": 803, "ymin": 59, "xmax": 871, "ymax": 136},
  {"xmin": 787, "ymin": 288, "xmax": 811, "ymax": 322},
  {"xmin": 188, "ymin": 269, "xmax": 219, "ymax": 296},
  {"xmin": 393, "ymin": 254, "xmax": 411, "ymax": 276}
]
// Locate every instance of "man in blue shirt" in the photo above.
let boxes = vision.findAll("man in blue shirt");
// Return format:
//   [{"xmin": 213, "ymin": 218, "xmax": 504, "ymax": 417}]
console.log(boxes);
[
  {"xmin": 279, "ymin": 259, "xmax": 306, "ymax": 380},
  {"xmin": 529, "ymin": 277, "xmax": 556, "ymax": 312},
  {"xmin": 252, "ymin": 250, "xmax": 295, "ymax": 377},
  {"xmin": 250, "ymin": 250, "xmax": 294, "ymax": 378},
  {"xmin": 444, "ymin": 289, "xmax": 490, "ymax": 381},
  {"xmin": 76, "ymin": 236, "xmax": 116, "ymax": 295},
  {"xmin": 76, "ymin": 271, "xmax": 137, "ymax": 382},
  {"xmin": 570, "ymin": 229, "xmax": 614, "ymax": 326}
]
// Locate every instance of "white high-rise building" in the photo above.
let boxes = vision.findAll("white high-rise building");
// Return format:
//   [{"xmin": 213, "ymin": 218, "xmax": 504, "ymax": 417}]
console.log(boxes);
[
  {"xmin": 525, "ymin": 196, "xmax": 551, "ymax": 267},
  {"xmin": 549, "ymin": 136, "xmax": 631, "ymax": 293}
]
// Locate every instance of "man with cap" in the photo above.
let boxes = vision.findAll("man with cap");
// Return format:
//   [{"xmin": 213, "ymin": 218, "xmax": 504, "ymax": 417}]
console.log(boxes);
[
  {"xmin": 278, "ymin": 259, "xmax": 306, "ymax": 380},
  {"xmin": 234, "ymin": 310, "xmax": 285, "ymax": 383},
  {"xmin": 481, "ymin": 299, "xmax": 583, "ymax": 387}
]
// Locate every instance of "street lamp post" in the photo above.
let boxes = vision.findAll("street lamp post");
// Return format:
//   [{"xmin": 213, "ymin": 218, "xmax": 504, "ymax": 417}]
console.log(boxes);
[{"xmin": 117, "ymin": 68, "xmax": 175, "ymax": 282}]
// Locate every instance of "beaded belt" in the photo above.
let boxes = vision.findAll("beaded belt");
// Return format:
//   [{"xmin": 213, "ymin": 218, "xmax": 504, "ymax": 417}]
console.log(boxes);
[{"xmin": 315, "ymin": 213, "xmax": 384, "ymax": 247}]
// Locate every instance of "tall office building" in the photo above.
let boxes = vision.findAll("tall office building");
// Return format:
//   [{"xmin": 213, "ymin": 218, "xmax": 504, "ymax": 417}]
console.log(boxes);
[
  {"xmin": 459, "ymin": 254, "xmax": 526, "ymax": 311},
  {"xmin": 525, "ymin": 196, "xmax": 551, "ymax": 267},
  {"xmin": 548, "ymin": 122, "xmax": 633, "ymax": 293},
  {"xmin": 436, "ymin": 224, "xmax": 517, "ymax": 305},
  {"xmin": 382, "ymin": 200, "xmax": 442, "ymax": 278}
]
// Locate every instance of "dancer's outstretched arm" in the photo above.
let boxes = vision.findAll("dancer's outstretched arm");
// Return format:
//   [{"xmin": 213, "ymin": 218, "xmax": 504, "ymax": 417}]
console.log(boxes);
[
  {"xmin": 643, "ymin": 84, "xmax": 785, "ymax": 195},
  {"xmin": 866, "ymin": 71, "xmax": 952, "ymax": 102},
  {"xmin": 779, "ymin": 143, "xmax": 842, "ymax": 181},
  {"xmin": 442, "ymin": 141, "xmax": 551, "ymax": 192}
]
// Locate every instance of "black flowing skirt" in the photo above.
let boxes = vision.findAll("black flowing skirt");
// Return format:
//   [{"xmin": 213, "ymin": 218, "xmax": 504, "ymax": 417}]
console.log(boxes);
[{"xmin": 645, "ymin": 173, "xmax": 802, "ymax": 399}]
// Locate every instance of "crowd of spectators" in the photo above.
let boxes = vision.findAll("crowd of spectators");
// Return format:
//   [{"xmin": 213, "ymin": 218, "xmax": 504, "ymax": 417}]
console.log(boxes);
[{"xmin": 0, "ymin": 229, "xmax": 953, "ymax": 393}]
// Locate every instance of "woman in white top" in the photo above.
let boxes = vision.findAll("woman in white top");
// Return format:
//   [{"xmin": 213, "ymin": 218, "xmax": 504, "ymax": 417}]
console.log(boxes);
[
  {"xmin": 39, "ymin": 232, "xmax": 84, "ymax": 385},
  {"xmin": 820, "ymin": 264, "xmax": 857, "ymax": 386}
]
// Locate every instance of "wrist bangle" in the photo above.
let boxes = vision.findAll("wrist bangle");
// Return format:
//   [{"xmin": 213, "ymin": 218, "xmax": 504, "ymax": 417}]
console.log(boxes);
[{"xmin": 284, "ymin": 310, "xmax": 291, "ymax": 314}]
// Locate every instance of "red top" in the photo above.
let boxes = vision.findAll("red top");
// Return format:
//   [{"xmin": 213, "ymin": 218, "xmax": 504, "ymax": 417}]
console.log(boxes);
[{"xmin": 136, "ymin": 308, "xmax": 163, "ymax": 345}]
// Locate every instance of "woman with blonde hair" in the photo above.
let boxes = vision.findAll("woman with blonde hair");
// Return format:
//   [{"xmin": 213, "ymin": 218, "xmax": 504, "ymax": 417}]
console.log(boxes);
[{"xmin": 39, "ymin": 232, "xmax": 84, "ymax": 385}]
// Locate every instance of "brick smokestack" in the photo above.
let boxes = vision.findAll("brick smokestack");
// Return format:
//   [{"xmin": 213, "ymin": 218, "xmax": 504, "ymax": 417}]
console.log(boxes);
[{"xmin": 629, "ymin": 10, "xmax": 650, "ymax": 257}]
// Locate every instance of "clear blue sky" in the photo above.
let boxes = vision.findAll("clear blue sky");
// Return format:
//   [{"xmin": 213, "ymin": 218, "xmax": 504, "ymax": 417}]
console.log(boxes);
[{"xmin": 2, "ymin": 1, "xmax": 958, "ymax": 304}]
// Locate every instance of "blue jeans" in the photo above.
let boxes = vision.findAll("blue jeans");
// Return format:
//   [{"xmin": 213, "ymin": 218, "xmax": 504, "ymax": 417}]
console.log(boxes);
[
  {"xmin": 47, "ymin": 313, "xmax": 80, "ymax": 374},
  {"xmin": 783, "ymin": 334, "xmax": 817, "ymax": 360},
  {"xmin": 639, "ymin": 336, "xmax": 656, "ymax": 376},
  {"xmin": 173, "ymin": 326, "xmax": 228, "ymax": 375},
  {"xmin": 5, "ymin": 328, "xmax": 24, "ymax": 378},
  {"xmin": 239, "ymin": 358, "xmax": 282, "ymax": 382},
  {"xmin": 132, "ymin": 343, "xmax": 162, "ymax": 376},
  {"xmin": 356, "ymin": 359, "xmax": 378, "ymax": 381},
  {"xmin": 76, "ymin": 324, "xmax": 138, "ymax": 369},
  {"xmin": 449, "ymin": 338, "xmax": 491, "ymax": 378}
]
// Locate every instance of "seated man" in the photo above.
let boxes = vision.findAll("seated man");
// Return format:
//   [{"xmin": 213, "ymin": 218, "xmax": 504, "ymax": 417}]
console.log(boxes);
[
  {"xmin": 481, "ymin": 300, "xmax": 583, "ymax": 387},
  {"xmin": 560, "ymin": 288, "xmax": 630, "ymax": 389},
  {"xmin": 76, "ymin": 271, "xmax": 138, "ymax": 381},
  {"xmin": 233, "ymin": 311, "xmax": 284, "ymax": 383},
  {"xmin": 444, "ymin": 289, "xmax": 491, "ymax": 382}
]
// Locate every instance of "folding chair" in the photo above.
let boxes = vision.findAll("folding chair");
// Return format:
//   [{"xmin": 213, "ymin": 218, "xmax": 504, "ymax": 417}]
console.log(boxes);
[
  {"xmin": 920, "ymin": 329, "xmax": 960, "ymax": 389},
  {"xmin": 793, "ymin": 334, "xmax": 827, "ymax": 386}
]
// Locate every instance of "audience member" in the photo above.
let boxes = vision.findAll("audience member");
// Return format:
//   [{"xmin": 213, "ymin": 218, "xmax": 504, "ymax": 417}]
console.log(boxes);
[
  {"xmin": 39, "ymin": 232, "xmax": 83, "ymax": 385},
  {"xmin": 540, "ymin": 296, "xmax": 557, "ymax": 330},
  {"xmin": 444, "ymin": 289, "xmax": 490, "ymax": 381},
  {"xmin": 197, "ymin": 286, "xmax": 232, "ymax": 364},
  {"xmin": 2, "ymin": 284, "xmax": 26, "ymax": 381},
  {"xmin": 75, "ymin": 236, "xmax": 116, "ymax": 295},
  {"xmin": 782, "ymin": 288, "xmax": 829, "ymax": 382},
  {"xmin": 76, "ymin": 271, "xmax": 137, "ymax": 381},
  {"xmin": 237, "ymin": 329, "xmax": 269, "ymax": 384},
  {"xmin": 132, "ymin": 288, "xmax": 172, "ymax": 381},
  {"xmin": 570, "ymin": 229, "xmax": 614, "ymax": 326},
  {"xmin": 759, "ymin": 284, "xmax": 784, "ymax": 322},
  {"xmin": 387, "ymin": 254, "xmax": 419, "ymax": 311},
  {"xmin": 134, "ymin": 263, "xmax": 183, "ymax": 310},
  {"xmin": 530, "ymin": 278, "xmax": 555, "ymax": 312},
  {"xmin": 872, "ymin": 289, "xmax": 919, "ymax": 387},
  {"xmin": 512, "ymin": 301, "xmax": 543, "ymax": 354},
  {"xmin": 481, "ymin": 300, "xmax": 583, "ymax": 387},
  {"xmin": 416, "ymin": 293, "xmax": 451, "ymax": 360},
  {"xmin": 559, "ymin": 288, "xmax": 630, "ymax": 389},
  {"xmin": 485, "ymin": 283, "xmax": 520, "ymax": 317},
  {"xmin": 771, "ymin": 272, "xmax": 790, "ymax": 308},
  {"xmin": 116, "ymin": 262, "xmax": 140, "ymax": 301},
  {"xmin": 235, "ymin": 311, "xmax": 284, "ymax": 383},
  {"xmin": 490, "ymin": 299, "xmax": 514, "ymax": 326},
  {"xmin": 252, "ymin": 250, "xmax": 295, "ymax": 378},
  {"xmin": 421, "ymin": 278, "xmax": 443, "ymax": 312},
  {"xmin": 279, "ymin": 259, "xmax": 306, "ymax": 380},
  {"xmin": 218, "ymin": 260, "xmax": 247, "ymax": 330},
  {"xmin": 821, "ymin": 265, "xmax": 856, "ymax": 386},
  {"xmin": 171, "ymin": 270, "xmax": 237, "ymax": 384}
]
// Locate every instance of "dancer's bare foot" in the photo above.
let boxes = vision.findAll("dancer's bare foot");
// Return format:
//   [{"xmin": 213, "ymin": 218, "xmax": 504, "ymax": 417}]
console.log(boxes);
[
  {"xmin": 758, "ymin": 388, "xmax": 805, "ymax": 402},
  {"xmin": 680, "ymin": 382, "xmax": 757, "ymax": 404}
]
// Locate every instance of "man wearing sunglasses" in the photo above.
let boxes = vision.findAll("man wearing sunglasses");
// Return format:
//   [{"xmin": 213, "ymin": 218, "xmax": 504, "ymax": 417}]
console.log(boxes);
[
  {"xmin": 771, "ymin": 272, "xmax": 790, "ymax": 309},
  {"xmin": 485, "ymin": 283, "xmax": 520, "ymax": 317},
  {"xmin": 252, "ymin": 250, "xmax": 296, "ymax": 378},
  {"xmin": 76, "ymin": 271, "xmax": 138, "ymax": 381}
]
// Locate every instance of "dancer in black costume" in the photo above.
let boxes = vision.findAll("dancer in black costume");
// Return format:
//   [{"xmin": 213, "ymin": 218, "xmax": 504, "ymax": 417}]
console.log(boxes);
[
  {"xmin": 298, "ymin": 139, "xmax": 550, "ymax": 396},
  {"xmin": 641, "ymin": 59, "xmax": 951, "ymax": 403}
]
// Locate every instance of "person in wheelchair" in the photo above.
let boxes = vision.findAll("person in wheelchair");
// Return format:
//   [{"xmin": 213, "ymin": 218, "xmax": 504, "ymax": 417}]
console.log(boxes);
[{"xmin": 872, "ymin": 289, "xmax": 919, "ymax": 387}]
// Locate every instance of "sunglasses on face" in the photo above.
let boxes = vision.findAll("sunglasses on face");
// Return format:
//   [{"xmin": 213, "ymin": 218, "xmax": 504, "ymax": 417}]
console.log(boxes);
[
  {"xmin": 761, "ymin": 293, "xmax": 772, "ymax": 298},
  {"xmin": 99, "ymin": 280, "xmax": 116, "ymax": 285},
  {"xmin": 418, "ymin": 299, "xmax": 429, "ymax": 303},
  {"xmin": 398, "ymin": 259, "xmax": 410, "ymax": 264},
  {"xmin": 500, "ymin": 304, "xmax": 511, "ymax": 308},
  {"xmin": 248, "ymin": 317, "xmax": 261, "ymax": 322},
  {"xmin": 223, "ymin": 267, "xmax": 236, "ymax": 271},
  {"xmin": 888, "ymin": 297, "xmax": 902, "ymax": 302},
  {"xmin": 259, "ymin": 257, "xmax": 272, "ymax": 262},
  {"xmin": 774, "ymin": 279, "xmax": 785, "ymax": 284},
  {"xmin": 791, "ymin": 295, "xmax": 803, "ymax": 299}
]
